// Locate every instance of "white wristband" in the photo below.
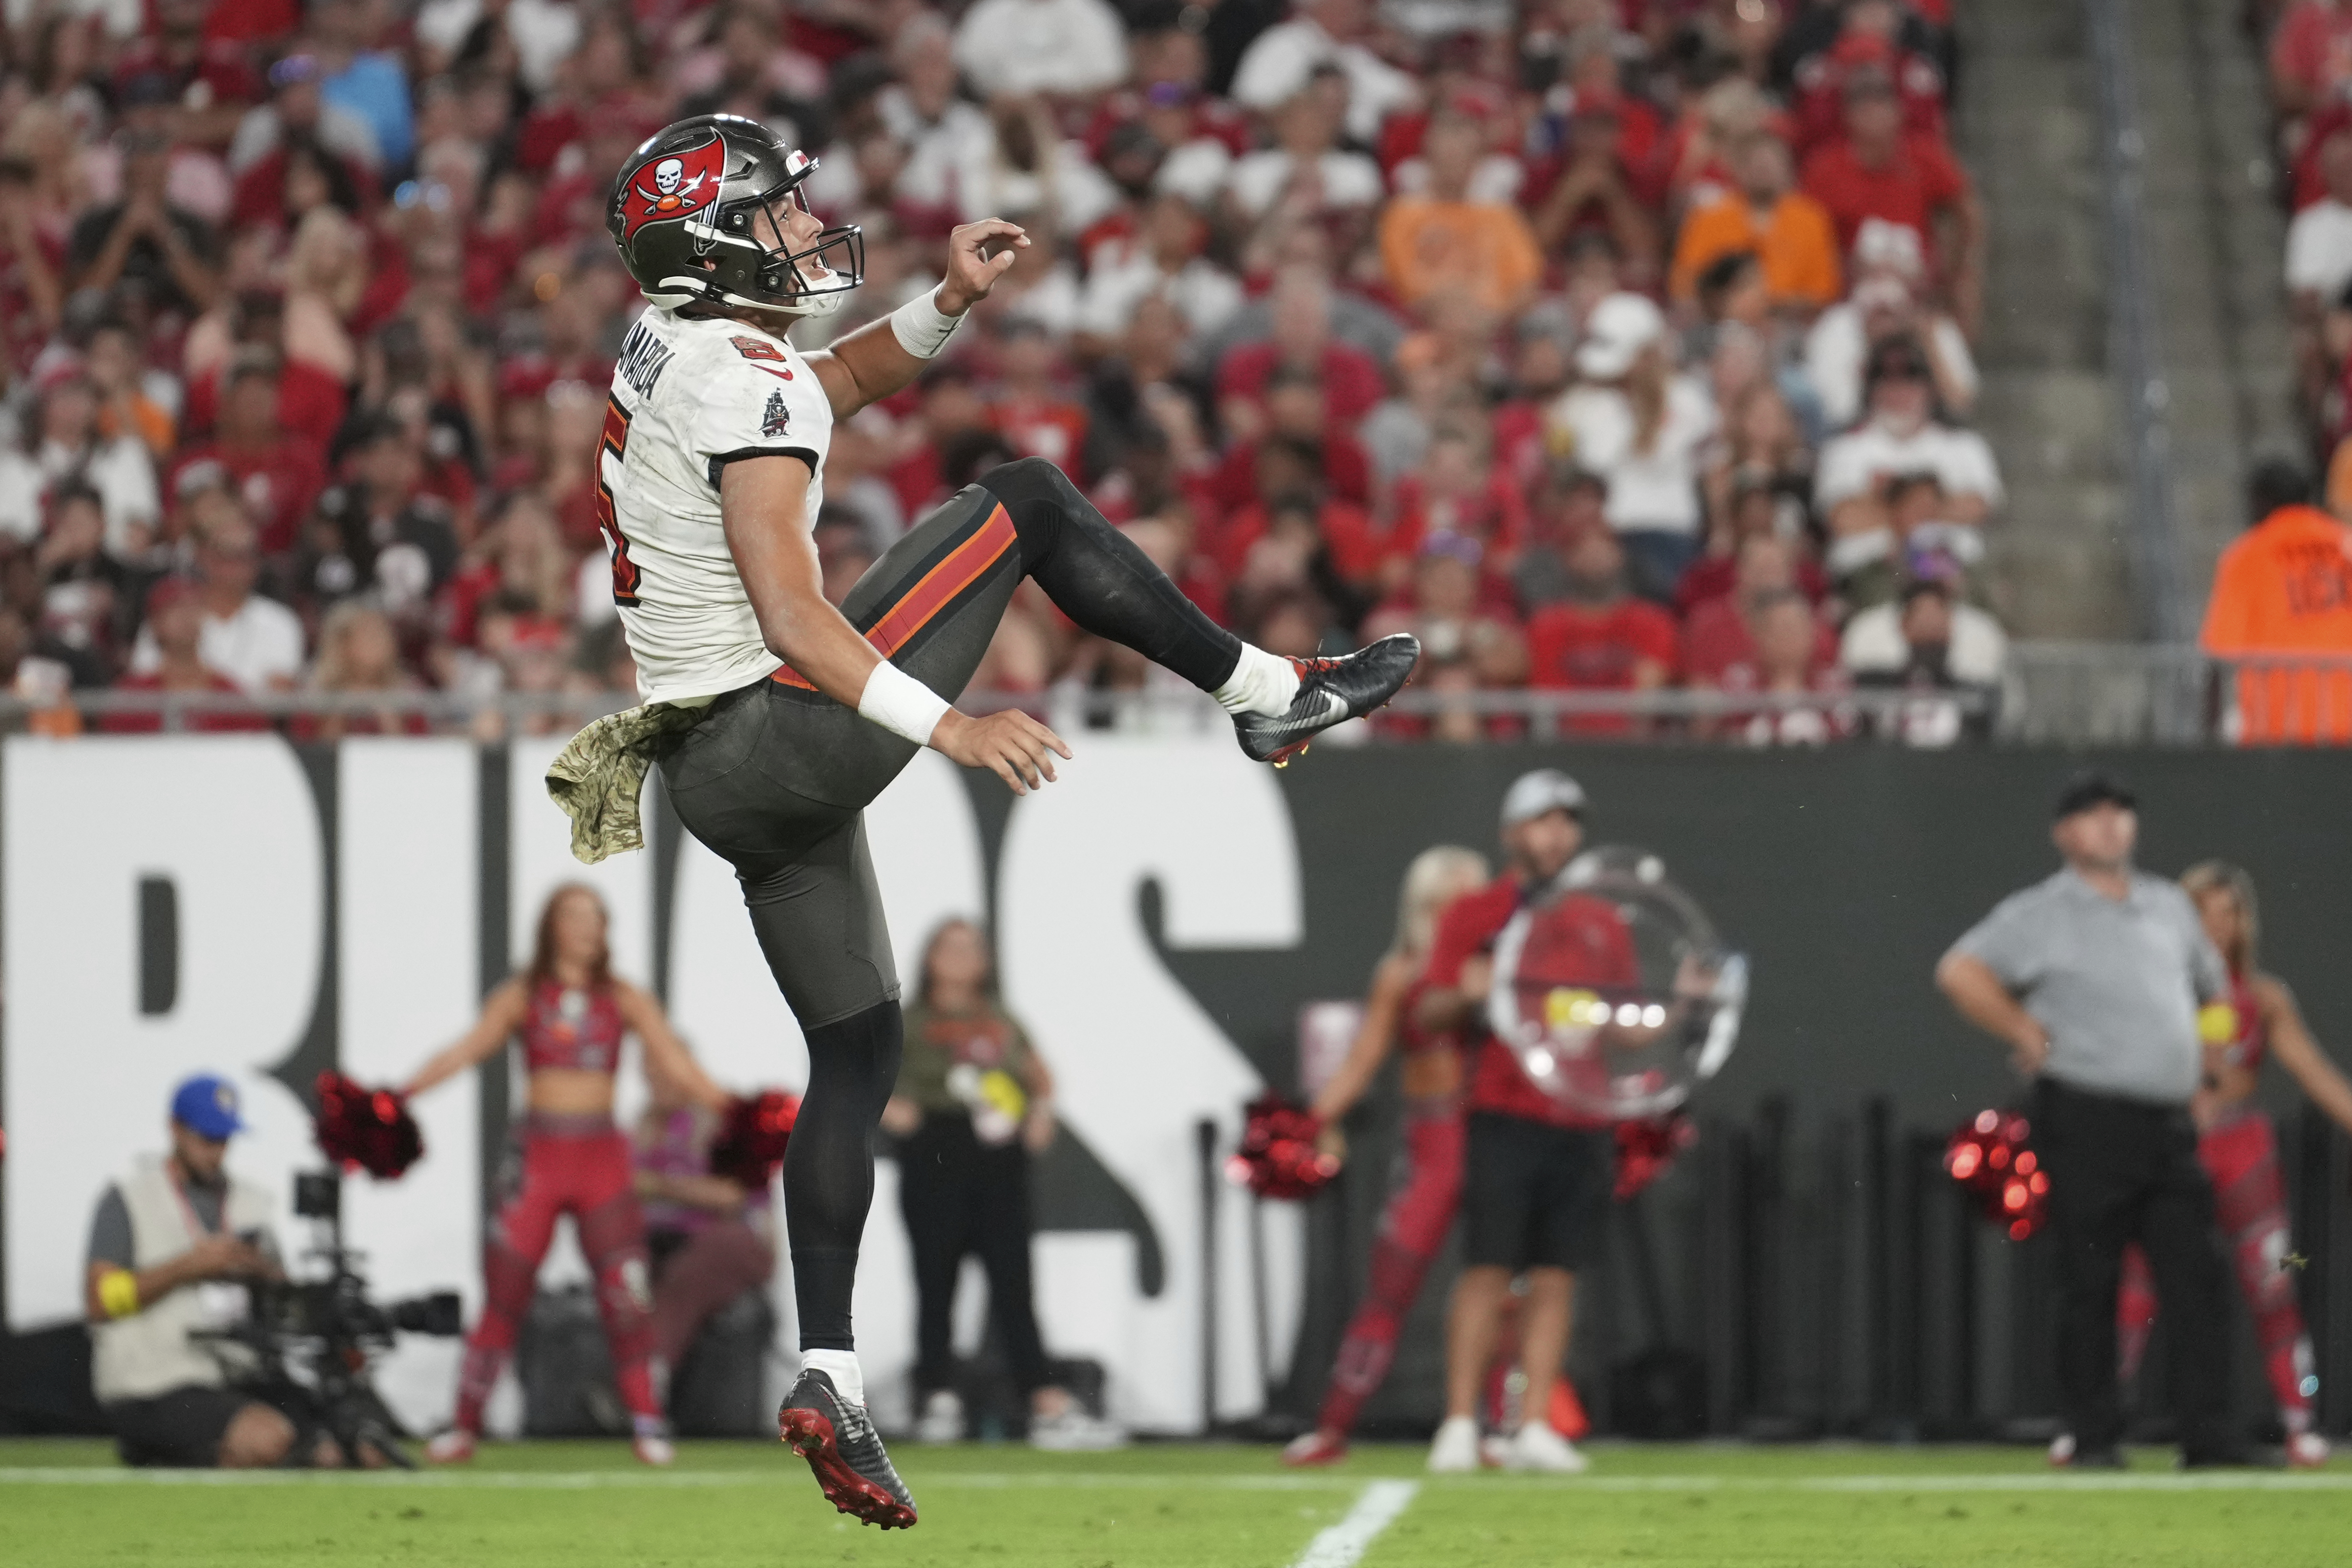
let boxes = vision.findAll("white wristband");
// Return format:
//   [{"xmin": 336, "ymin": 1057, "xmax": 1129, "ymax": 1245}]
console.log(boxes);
[
  {"xmin": 857, "ymin": 660, "xmax": 953, "ymax": 746},
  {"xmin": 888, "ymin": 285, "xmax": 966, "ymax": 360}
]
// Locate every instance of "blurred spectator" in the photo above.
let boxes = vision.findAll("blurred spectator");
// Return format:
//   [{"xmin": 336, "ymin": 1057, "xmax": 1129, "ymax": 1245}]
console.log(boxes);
[
  {"xmin": 633, "ymin": 1094, "xmax": 777, "ymax": 1377},
  {"xmin": 226, "ymin": 50, "xmax": 382, "ymax": 185},
  {"xmin": 0, "ymin": 361, "xmax": 160, "ymax": 552},
  {"xmin": 0, "ymin": 160, "xmax": 66, "ymax": 380},
  {"xmin": 1378, "ymin": 102, "xmax": 1542, "ymax": 318},
  {"xmin": 105, "ymin": 577, "xmax": 265, "ymax": 733},
  {"xmin": 1799, "ymin": 65, "xmax": 1980, "ymax": 330},
  {"xmin": 2270, "ymin": 0, "xmax": 2352, "ymax": 137},
  {"xmin": 989, "ymin": 321, "xmax": 1092, "ymax": 475},
  {"xmin": 296, "ymin": 599, "xmax": 423, "ymax": 740},
  {"xmin": 2199, "ymin": 458, "xmax": 2352, "ymax": 745},
  {"xmin": 1522, "ymin": 522, "xmax": 1678, "ymax": 737},
  {"xmin": 1530, "ymin": 83, "xmax": 1664, "ymax": 289},
  {"xmin": 1813, "ymin": 334, "xmax": 2000, "ymax": 563},
  {"xmin": 1676, "ymin": 471, "xmax": 1828, "ymax": 618},
  {"xmin": 1225, "ymin": 69, "xmax": 1385, "ymax": 230},
  {"xmin": 169, "ymin": 352, "xmax": 327, "ymax": 554},
  {"xmin": 1231, "ymin": 0, "xmax": 1419, "ymax": 143},
  {"xmin": 127, "ymin": 509, "xmax": 301, "ymax": 695},
  {"xmin": 1722, "ymin": 587, "xmax": 1853, "ymax": 746},
  {"xmin": 66, "ymin": 129, "xmax": 220, "ymax": 317},
  {"xmin": 2288, "ymin": 128, "xmax": 2352, "ymax": 310},
  {"xmin": 1218, "ymin": 267, "xmax": 1386, "ymax": 428},
  {"xmin": 1789, "ymin": 0, "xmax": 1948, "ymax": 159},
  {"xmin": 1844, "ymin": 556, "xmax": 2007, "ymax": 746},
  {"xmin": 1547, "ymin": 293, "xmax": 1717, "ymax": 601},
  {"xmin": 1670, "ymin": 127, "xmax": 1841, "ymax": 314},
  {"xmin": 1078, "ymin": 192, "xmax": 1243, "ymax": 341},
  {"xmin": 1682, "ymin": 530, "xmax": 1835, "ymax": 687},
  {"xmin": 1803, "ymin": 231, "xmax": 1976, "ymax": 429},
  {"xmin": 953, "ymin": 0, "xmax": 1130, "ymax": 100},
  {"xmin": 309, "ymin": 0, "xmax": 414, "ymax": 169}
]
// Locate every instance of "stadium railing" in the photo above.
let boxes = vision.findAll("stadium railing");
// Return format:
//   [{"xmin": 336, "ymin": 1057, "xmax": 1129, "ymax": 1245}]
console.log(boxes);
[{"xmin": 6, "ymin": 649, "xmax": 2349, "ymax": 745}]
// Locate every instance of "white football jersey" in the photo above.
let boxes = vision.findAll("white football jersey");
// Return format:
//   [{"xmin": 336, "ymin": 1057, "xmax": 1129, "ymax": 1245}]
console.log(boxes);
[{"xmin": 596, "ymin": 307, "xmax": 834, "ymax": 703}]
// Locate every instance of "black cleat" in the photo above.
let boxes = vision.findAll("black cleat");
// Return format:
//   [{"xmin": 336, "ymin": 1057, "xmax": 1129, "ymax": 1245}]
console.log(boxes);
[
  {"xmin": 778, "ymin": 1370, "xmax": 918, "ymax": 1529},
  {"xmin": 1232, "ymin": 634, "xmax": 1421, "ymax": 767}
]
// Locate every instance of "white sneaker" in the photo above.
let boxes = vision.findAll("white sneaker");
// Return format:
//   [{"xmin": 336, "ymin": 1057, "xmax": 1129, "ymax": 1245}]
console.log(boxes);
[
  {"xmin": 1427, "ymin": 1415, "xmax": 1480, "ymax": 1473},
  {"xmin": 1503, "ymin": 1421, "xmax": 1589, "ymax": 1474},
  {"xmin": 2288, "ymin": 1431, "xmax": 2330, "ymax": 1468},
  {"xmin": 1029, "ymin": 1406, "xmax": 1128, "ymax": 1451},
  {"xmin": 2047, "ymin": 1432, "xmax": 2075, "ymax": 1467},
  {"xmin": 425, "ymin": 1430, "xmax": 475, "ymax": 1465},
  {"xmin": 915, "ymin": 1389, "xmax": 964, "ymax": 1444},
  {"xmin": 632, "ymin": 1434, "xmax": 674, "ymax": 1467}
]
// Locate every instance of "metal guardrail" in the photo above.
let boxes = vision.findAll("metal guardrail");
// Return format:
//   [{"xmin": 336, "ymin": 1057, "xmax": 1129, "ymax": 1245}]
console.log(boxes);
[{"xmin": 6, "ymin": 647, "xmax": 2348, "ymax": 746}]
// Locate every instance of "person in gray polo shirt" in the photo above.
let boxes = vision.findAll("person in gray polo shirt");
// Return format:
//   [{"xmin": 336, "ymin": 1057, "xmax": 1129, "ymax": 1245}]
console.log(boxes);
[{"xmin": 1935, "ymin": 770, "xmax": 2244, "ymax": 1468}]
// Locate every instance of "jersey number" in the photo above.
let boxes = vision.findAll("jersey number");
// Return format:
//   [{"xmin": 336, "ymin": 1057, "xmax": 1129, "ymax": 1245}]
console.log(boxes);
[{"xmin": 595, "ymin": 396, "xmax": 640, "ymax": 606}]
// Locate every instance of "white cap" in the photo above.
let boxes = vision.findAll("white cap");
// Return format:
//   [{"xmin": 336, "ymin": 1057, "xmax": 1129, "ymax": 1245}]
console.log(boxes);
[
  {"xmin": 1500, "ymin": 768, "xmax": 1588, "ymax": 829},
  {"xmin": 1575, "ymin": 292, "xmax": 1666, "ymax": 380}
]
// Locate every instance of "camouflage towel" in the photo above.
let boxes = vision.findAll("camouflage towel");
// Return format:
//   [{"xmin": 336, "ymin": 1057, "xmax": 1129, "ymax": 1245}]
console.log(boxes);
[{"xmin": 545, "ymin": 702, "xmax": 708, "ymax": 865}]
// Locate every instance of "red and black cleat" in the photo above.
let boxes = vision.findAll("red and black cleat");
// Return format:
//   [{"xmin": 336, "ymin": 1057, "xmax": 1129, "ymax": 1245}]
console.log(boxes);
[
  {"xmin": 778, "ymin": 1369, "xmax": 918, "ymax": 1529},
  {"xmin": 1232, "ymin": 634, "xmax": 1421, "ymax": 768}
]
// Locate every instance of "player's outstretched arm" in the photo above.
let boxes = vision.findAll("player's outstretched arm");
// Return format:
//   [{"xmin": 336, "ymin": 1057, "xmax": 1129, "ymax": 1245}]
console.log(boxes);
[
  {"xmin": 401, "ymin": 979, "xmax": 528, "ymax": 1097},
  {"xmin": 721, "ymin": 454, "xmax": 1072, "ymax": 793},
  {"xmin": 802, "ymin": 219, "xmax": 1028, "ymax": 419}
]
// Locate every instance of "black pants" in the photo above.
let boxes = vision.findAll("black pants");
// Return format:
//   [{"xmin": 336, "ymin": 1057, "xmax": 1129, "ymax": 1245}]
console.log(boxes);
[
  {"xmin": 899, "ymin": 1112, "xmax": 1050, "ymax": 1398},
  {"xmin": 656, "ymin": 458, "xmax": 1242, "ymax": 1350},
  {"xmin": 2034, "ymin": 1077, "xmax": 2235, "ymax": 1457}
]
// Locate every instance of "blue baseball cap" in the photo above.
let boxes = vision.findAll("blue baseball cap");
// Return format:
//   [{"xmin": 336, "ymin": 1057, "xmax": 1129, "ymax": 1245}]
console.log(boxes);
[{"xmin": 170, "ymin": 1074, "xmax": 247, "ymax": 1140}]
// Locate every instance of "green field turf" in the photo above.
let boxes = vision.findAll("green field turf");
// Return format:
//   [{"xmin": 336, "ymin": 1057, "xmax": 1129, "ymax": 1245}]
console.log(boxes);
[{"xmin": 2, "ymin": 1436, "xmax": 2348, "ymax": 1568}]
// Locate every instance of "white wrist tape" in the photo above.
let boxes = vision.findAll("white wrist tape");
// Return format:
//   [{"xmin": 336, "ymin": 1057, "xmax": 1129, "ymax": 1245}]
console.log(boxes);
[
  {"xmin": 888, "ymin": 286, "xmax": 966, "ymax": 360},
  {"xmin": 857, "ymin": 660, "xmax": 953, "ymax": 746}
]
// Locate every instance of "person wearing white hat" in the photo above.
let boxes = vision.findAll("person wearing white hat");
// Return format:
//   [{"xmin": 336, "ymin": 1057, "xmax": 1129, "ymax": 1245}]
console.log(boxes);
[
  {"xmin": 1416, "ymin": 768, "xmax": 1619, "ymax": 1476},
  {"xmin": 1547, "ymin": 293, "xmax": 1718, "ymax": 602}
]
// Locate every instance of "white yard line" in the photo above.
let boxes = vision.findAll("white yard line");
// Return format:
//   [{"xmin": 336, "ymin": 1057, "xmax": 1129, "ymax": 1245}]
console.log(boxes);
[{"xmin": 1287, "ymin": 1479, "xmax": 1421, "ymax": 1568}]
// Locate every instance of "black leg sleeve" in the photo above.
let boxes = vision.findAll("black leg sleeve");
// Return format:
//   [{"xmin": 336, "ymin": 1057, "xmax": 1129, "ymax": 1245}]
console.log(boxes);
[
  {"xmin": 784, "ymin": 999, "xmax": 904, "ymax": 1351},
  {"xmin": 979, "ymin": 456, "xmax": 1244, "ymax": 692}
]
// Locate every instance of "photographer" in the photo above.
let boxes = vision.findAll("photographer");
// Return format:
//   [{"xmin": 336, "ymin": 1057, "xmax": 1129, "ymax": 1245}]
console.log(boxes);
[{"xmin": 83, "ymin": 1076, "xmax": 297, "ymax": 1468}]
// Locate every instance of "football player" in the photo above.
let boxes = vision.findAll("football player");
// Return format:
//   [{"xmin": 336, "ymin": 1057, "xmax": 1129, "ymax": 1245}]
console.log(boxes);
[{"xmin": 583, "ymin": 115, "xmax": 1417, "ymax": 1527}]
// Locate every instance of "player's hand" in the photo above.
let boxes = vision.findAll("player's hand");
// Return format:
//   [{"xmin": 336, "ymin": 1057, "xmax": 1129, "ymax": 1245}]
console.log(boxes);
[
  {"xmin": 932, "ymin": 707, "xmax": 1072, "ymax": 794},
  {"xmin": 936, "ymin": 218, "xmax": 1029, "ymax": 315}
]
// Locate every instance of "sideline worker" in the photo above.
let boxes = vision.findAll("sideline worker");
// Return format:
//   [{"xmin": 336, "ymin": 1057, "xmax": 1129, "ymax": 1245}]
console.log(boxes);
[
  {"xmin": 84, "ymin": 1076, "xmax": 294, "ymax": 1467},
  {"xmin": 1935, "ymin": 771, "xmax": 2244, "ymax": 1468}
]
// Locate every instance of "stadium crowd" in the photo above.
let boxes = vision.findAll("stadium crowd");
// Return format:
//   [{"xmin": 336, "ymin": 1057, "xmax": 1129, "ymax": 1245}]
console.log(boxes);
[{"xmin": 0, "ymin": 0, "xmax": 2011, "ymax": 744}]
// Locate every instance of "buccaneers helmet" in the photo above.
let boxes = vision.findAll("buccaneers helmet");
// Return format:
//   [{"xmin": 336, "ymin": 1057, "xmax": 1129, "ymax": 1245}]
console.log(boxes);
[{"xmin": 607, "ymin": 114, "xmax": 863, "ymax": 316}]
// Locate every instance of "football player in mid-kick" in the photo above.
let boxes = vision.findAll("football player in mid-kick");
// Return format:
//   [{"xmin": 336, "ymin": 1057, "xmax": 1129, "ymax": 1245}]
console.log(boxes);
[{"xmin": 566, "ymin": 115, "xmax": 1418, "ymax": 1528}]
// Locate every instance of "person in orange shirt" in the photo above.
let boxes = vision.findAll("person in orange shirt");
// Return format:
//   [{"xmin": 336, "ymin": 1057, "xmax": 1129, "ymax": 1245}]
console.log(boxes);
[
  {"xmin": 2199, "ymin": 459, "xmax": 2352, "ymax": 744},
  {"xmin": 1379, "ymin": 104, "xmax": 1542, "ymax": 319},
  {"xmin": 1670, "ymin": 128, "xmax": 1842, "ymax": 313}
]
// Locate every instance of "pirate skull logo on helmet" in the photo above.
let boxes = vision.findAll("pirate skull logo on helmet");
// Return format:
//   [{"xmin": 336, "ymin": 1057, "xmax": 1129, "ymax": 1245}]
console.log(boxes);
[{"xmin": 608, "ymin": 114, "xmax": 865, "ymax": 317}]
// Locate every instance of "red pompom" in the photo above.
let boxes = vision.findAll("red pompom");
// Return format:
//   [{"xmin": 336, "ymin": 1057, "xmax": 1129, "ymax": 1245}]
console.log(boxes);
[
  {"xmin": 313, "ymin": 1070, "xmax": 423, "ymax": 1180},
  {"xmin": 1225, "ymin": 1093, "xmax": 1339, "ymax": 1201},
  {"xmin": 709, "ymin": 1090, "xmax": 800, "ymax": 1189},
  {"xmin": 1944, "ymin": 1108, "xmax": 2048, "ymax": 1240},
  {"xmin": 1613, "ymin": 1112, "xmax": 1696, "ymax": 1201}
]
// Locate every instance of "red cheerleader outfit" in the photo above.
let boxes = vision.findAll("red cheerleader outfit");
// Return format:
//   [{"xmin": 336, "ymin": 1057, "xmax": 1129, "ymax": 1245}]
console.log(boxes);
[
  {"xmin": 1310, "ymin": 976, "xmax": 1470, "ymax": 1439},
  {"xmin": 452, "ymin": 981, "xmax": 662, "ymax": 1436},
  {"xmin": 2116, "ymin": 972, "xmax": 2318, "ymax": 1437}
]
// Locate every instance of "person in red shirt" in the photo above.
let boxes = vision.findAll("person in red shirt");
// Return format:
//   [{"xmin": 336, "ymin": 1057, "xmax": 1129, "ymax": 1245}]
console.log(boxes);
[
  {"xmin": 1522, "ymin": 523, "xmax": 1679, "ymax": 738},
  {"xmin": 987, "ymin": 321, "xmax": 1091, "ymax": 478},
  {"xmin": 1419, "ymin": 770, "xmax": 1624, "ymax": 1475},
  {"xmin": 1800, "ymin": 66, "xmax": 1982, "ymax": 330},
  {"xmin": 1216, "ymin": 269, "xmax": 1386, "ymax": 428},
  {"xmin": 1788, "ymin": 0, "xmax": 1949, "ymax": 159},
  {"xmin": 104, "ymin": 578, "xmax": 268, "ymax": 734},
  {"xmin": 168, "ymin": 355, "xmax": 327, "ymax": 556},
  {"xmin": 1682, "ymin": 531, "xmax": 1837, "ymax": 685}
]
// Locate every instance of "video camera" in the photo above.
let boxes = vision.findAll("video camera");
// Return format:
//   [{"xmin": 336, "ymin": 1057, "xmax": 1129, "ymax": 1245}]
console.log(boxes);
[{"xmin": 203, "ymin": 1170, "xmax": 462, "ymax": 1468}]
